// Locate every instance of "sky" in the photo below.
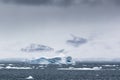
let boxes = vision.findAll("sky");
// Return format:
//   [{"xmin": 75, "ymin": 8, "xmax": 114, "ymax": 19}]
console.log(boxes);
[{"xmin": 0, "ymin": 0, "xmax": 120, "ymax": 59}]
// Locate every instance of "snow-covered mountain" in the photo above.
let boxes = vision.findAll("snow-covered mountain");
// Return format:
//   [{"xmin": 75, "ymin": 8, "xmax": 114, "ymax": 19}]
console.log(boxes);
[
  {"xmin": 21, "ymin": 44, "xmax": 54, "ymax": 53},
  {"xmin": 30, "ymin": 56, "xmax": 75, "ymax": 64}
]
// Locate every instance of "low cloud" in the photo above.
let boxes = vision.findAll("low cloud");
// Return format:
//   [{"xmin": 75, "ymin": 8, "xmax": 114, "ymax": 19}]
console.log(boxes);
[
  {"xmin": 21, "ymin": 43, "xmax": 54, "ymax": 53},
  {"xmin": 56, "ymin": 49, "xmax": 65, "ymax": 53},
  {"xmin": 66, "ymin": 34, "xmax": 88, "ymax": 47}
]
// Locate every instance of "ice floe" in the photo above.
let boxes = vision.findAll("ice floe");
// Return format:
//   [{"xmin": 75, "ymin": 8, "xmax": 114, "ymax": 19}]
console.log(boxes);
[
  {"xmin": 5, "ymin": 66, "xmax": 32, "ymax": 69},
  {"xmin": 0, "ymin": 64, "xmax": 5, "ymax": 66},
  {"xmin": 102, "ymin": 65, "xmax": 119, "ymax": 67},
  {"xmin": 0, "ymin": 66, "xmax": 4, "ymax": 69},
  {"xmin": 26, "ymin": 76, "xmax": 34, "ymax": 79},
  {"xmin": 57, "ymin": 67, "xmax": 102, "ymax": 70}
]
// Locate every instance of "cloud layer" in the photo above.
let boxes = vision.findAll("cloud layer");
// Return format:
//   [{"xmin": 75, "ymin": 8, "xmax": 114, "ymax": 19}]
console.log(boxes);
[{"xmin": 1, "ymin": 0, "xmax": 120, "ymax": 6}]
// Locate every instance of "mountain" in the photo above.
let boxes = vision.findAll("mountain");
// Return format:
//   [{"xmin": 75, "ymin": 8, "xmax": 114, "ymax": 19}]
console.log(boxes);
[
  {"xmin": 21, "ymin": 44, "xmax": 54, "ymax": 53},
  {"xmin": 30, "ymin": 56, "xmax": 74, "ymax": 64}
]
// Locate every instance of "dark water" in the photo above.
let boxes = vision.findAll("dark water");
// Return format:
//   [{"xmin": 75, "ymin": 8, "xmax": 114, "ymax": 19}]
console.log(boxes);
[{"xmin": 0, "ymin": 62, "xmax": 120, "ymax": 80}]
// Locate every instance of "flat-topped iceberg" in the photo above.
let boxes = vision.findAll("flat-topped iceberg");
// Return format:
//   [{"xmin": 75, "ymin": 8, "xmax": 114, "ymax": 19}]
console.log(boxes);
[{"xmin": 30, "ymin": 56, "xmax": 75, "ymax": 64}]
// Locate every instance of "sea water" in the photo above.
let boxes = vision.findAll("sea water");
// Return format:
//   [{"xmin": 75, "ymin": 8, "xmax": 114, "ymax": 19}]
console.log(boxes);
[{"xmin": 0, "ymin": 62, "xmax": 120, "ymax": 80}]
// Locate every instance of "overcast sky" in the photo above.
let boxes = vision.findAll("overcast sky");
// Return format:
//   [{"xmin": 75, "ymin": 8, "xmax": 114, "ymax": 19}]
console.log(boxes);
[{"xmin": 0, "ymin": 0, "xmax": 120, "ymax": 59}]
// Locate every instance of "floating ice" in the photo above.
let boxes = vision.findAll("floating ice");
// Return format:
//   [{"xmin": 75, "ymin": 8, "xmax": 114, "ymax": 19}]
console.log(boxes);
[
  {"xmin": 5, "ymin": 66, "xmax": 32, "ymax": 69},
  {"xmin": 57, "ymin": 67, "xmax": 102, "ymax": 70},
  {"xmin": 8, "ymin": 64, "xmax": 13, "ymax": 66},
  {"xmin": 26, "ymin": 76, "xmax": 34, "ymax": 79},
  {"xmin": 0, "ymin": 64, "xmax": 5, "ymax": 66},
  {"xmin": 0, "ymin": 66, "xmax": 4, "ymax": 69},
  {"xmin": 102, "ymin": 65, "xmax": 118, "ymax": 67}
]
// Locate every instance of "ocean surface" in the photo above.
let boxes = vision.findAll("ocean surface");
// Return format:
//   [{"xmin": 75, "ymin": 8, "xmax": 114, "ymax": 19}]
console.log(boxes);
[{"xmin": 0, "ymin": 62, "xmax": 120, "ymax": 80}]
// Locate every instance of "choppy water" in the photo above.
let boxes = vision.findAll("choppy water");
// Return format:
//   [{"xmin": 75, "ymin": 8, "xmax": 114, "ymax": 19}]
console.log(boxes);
[{"xmin": 0, "ymin": 62, "xmax": 120, "ymax": 80}]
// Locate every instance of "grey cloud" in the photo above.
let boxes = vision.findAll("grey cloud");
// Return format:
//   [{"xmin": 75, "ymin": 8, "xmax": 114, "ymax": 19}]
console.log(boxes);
[
  {"xmin": 2, "ymin": 0, "xmax": 50, "ymax": 5},
  {"xmin": 56, "ymin": 49, "xmax": 65, "ymax": 53},
  {"xmin": 55, "ymin": 49, "xmax": 68, "ymax": 54},
  {"xmin": 21, "ymin": 44, "xmax": 54, "ymax": 53},
  {"xmin": 112, "ymin": 0, "xmax": 120, "ymax": 5},
  {"xmin": 81, "ymin": 0, "xmax": 103, "ymax": 5},
  {"xmin": 1, "ymin": 0, "xmax": 73, "ymax": 6},
  {"xmin": 66, "ymin": 35, "xmax": 87, "ymax": 47},
  {"xmin": 1, "ymin": 0, "xmax": 120, "ymax": 6}
]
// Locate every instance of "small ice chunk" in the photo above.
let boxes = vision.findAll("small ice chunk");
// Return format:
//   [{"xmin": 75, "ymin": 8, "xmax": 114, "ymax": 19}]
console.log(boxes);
[{"xmin": 26, "ymin": 76, "xmax": 34, "ymax": 79}]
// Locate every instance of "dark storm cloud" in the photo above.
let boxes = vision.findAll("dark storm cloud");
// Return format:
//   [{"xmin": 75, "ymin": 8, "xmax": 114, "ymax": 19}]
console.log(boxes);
[
  {"xmin": 66, "ymin": 35, "xmax": 87, "ymax": 47},
  {"xmin": 1, "ymin": 0, "xmax": 120, "ymax": 6}
]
